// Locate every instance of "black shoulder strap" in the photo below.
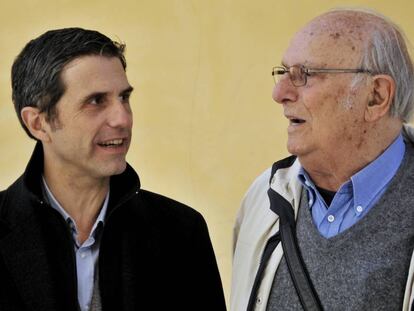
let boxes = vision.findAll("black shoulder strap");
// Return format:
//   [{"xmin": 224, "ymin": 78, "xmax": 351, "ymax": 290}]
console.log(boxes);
[
  {"xmin": 247, "ymin": 158, "xmax": 323, "ymax": 311},
  {"xmin": 268, "ymin": 187, "xmax": 322, "ymax": 311},
  {"xmin": 246, "ymin": 231, "xmax": 280, "ymax": 311}
]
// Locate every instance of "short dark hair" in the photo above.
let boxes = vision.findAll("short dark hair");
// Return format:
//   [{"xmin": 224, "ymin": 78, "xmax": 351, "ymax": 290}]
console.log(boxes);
[{"xmin": 11, "ymin": 27, "xmax": 126, "ymax": 139}]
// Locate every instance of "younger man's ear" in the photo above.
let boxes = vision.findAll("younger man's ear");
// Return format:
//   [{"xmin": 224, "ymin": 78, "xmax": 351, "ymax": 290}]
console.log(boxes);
[
  {"xmin": 20, "ymin": 107, "xmax": 51, "ymax": 142},
  {"xmin": 365, "ymin": 74, "xmax": 395, "ymax": 122}
]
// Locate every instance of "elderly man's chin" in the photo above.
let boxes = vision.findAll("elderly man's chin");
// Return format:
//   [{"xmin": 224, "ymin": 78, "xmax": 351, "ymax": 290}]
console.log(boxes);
[
  {"xmin": 287, "ymin": 141, "xmax": 301, "ymax": 156},
  {"xmin": 286, "ymin": 137, "xmax": 313, "ymax": 158},
  {"xmin": 287, "ymin": 139, "xmax": 335, "ymax": 166}
]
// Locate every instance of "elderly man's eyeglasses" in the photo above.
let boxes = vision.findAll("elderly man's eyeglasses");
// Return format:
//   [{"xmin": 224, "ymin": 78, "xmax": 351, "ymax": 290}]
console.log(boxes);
[{"xmin": 272, "ymin": 65, "xmax": 372, "ymax": 87}]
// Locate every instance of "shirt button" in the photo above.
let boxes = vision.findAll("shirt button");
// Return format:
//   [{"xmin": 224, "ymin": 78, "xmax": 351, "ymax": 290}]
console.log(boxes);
[
  {"xmin": 309, "ymin": 199, "xmax": 313, "ymax": 206},
  {"xmin": 305, "ymin": 180, "xmax": 311, "ymax": 186},
  {"xmin": 327, "ymin": 215, "xmax": 335, "ymax": 223},
  {"xmin": 256, "ymin": 297, "xmax": 262, "ymax": 305},
  {"xmin": 356, "ymin": 205, "xmax": 363, "ymax": 213},
  {"xmin": 80, "ymin": 252, "xmax": 87, "ymax": 259}
]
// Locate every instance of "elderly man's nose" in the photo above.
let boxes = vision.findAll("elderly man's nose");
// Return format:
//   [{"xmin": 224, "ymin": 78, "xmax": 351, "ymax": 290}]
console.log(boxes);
[{"xmin": 272, "ymin": 77, "xmax": 298, "ymax": 104}]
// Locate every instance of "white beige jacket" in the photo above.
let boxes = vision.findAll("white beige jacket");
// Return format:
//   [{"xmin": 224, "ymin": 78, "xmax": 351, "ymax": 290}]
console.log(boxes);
[{"xmin": 231, "ymin": 125, "xmax": 414, "ymax": 311}]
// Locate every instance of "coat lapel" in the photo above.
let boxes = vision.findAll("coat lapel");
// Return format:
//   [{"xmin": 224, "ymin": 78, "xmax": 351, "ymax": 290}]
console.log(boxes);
[
  {"xmin": 0, "ymin": 210, "xmax": 57, "ymax": 311},
  {"xmin": 0, "ymin": 143, "xmax": 79, "ymax": 311},
  {"xmin": 0, "ymin": 189, "xmax": 79, "ymax": 311}
]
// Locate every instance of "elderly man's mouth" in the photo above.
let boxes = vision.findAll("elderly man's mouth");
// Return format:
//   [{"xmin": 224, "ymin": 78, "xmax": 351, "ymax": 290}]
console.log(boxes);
[{"xmin": 290, "ymin": 118, "xmax": 306, "ymax": 125}]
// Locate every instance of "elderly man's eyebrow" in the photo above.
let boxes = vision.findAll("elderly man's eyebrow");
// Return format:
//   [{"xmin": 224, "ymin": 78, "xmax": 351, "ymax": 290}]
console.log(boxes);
[{"xmin": 280, "ymin": 62, "xmax": 306, "ymax": 68}]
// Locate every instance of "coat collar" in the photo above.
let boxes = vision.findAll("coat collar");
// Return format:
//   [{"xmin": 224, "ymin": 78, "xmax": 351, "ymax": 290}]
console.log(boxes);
[
  {"xmin": 270, "ymin": 158, "xmax": 303, "ymax": 219},
  {"xmin": 21, "ymin": 141, "xmax": 141, "ymax": 207},
  {"xmin": 0, "ymin": 141, "xmax": 142, "ymax": 310}
]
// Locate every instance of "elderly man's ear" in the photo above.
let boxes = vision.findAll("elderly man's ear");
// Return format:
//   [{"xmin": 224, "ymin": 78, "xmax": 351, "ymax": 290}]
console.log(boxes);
[
  {"xmin": 365, "ymin": 75, "xmax": 396, "ymax": 122},
  {"xmin": 20, "ymin": 107, "xmax": 51, "ymax": 142}
]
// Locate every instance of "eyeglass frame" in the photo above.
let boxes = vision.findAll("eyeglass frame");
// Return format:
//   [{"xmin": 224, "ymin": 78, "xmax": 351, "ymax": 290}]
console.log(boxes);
[{"xmin": 272, "ymin": 65, "xmax": 372, "ymax": 87}]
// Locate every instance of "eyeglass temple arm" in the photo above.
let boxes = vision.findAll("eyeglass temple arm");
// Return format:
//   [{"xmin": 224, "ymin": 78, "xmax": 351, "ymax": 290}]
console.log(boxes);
[{"xmin": 305, "ymin": 68, "xmax": 371, "ymax": 74}]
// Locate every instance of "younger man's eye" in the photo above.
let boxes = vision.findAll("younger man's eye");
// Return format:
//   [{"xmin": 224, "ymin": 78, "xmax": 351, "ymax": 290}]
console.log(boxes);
[
  {"xmin": 90, "ymin": 95, "xmax": 104, "ymax": 105},
  {"xmin": 120, "ymin": 92, "xmax": 131, "ymax": 103}
]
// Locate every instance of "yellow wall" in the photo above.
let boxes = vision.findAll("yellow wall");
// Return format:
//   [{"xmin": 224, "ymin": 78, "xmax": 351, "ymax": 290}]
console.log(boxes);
[{"xmin": 1, "ymin": 0, "xmax": 414, "ymax": 303}]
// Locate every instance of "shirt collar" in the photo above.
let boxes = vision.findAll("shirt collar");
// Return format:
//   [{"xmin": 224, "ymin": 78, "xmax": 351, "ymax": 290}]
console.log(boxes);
[
  {"xmin": 41, "ymin": 176, "xmax": 109, "ymax": 238},
  {"xmin": 297, "ymin": 168, "xmax": 317, "ymax": 207},
  {"xmin": 351, "ymin": 132, "xmax": 405, "ymax": 212},
  {"xmin": 298, "ymin": 132, "xmax": 405, "ymax": 212}
]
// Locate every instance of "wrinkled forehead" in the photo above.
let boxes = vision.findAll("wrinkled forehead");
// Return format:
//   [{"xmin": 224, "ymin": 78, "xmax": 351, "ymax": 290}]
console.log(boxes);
[{"xmin": 283, "ymin": 12, "xmax": 372, "ymax": 68}]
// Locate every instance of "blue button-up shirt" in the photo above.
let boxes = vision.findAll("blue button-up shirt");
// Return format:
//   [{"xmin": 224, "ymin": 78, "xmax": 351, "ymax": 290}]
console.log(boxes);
[
  {"xmin": 298, "ymin": 133, "xmax": 405, "ymax": 238},
  {"xmin": 42, "ymin": 178, "xmax": 109, "ymax": 311}
]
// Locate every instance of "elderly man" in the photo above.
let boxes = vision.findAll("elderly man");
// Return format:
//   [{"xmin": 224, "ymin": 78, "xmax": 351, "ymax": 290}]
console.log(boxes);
[
  {"xmin": 0, "ymin": 28, "xmax": 226, "ymax": 311},
  {"xmin": 232, "ymin": 9, "xmax": 414, "ymax": 311}
]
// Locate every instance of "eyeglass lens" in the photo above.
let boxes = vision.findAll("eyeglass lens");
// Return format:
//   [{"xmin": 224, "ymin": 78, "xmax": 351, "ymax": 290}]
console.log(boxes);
[
  {"xmin": 273, "ymin": 66, "xmax": 306, "ymax": 87},
  {"xmin": 289, "ymin": 66, "xmax": 306, "ymax": 86}
]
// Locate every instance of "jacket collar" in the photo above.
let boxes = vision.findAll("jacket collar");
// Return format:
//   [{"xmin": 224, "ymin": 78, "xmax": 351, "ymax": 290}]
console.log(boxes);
[
  {"xmin": 0, "ymin": 141, "xmax": 142, "ymax": 311},
  {"xmin": 21, "ymin": 141, "xmax": 46, "ymax": 202},
  {"xmin": 403, "ymin": 124, "xmax": 414, "ymax": 146},
  {"xmin": 21, "ymin": 141, "xmax": 141, "ymax": 210},
  {"xmin": 270, "ymin": 158, "xmax": 303, "ymax": 219}
]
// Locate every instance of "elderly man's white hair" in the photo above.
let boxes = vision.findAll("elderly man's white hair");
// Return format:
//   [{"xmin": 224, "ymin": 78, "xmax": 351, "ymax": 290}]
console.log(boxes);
[{"xmin": 317, "ymin": 8, "xmax": 414, "ymax": 123}]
